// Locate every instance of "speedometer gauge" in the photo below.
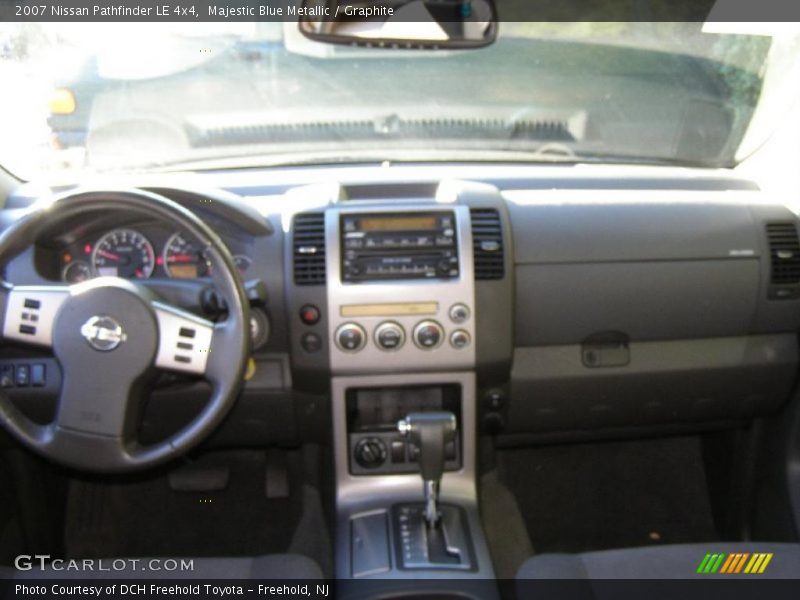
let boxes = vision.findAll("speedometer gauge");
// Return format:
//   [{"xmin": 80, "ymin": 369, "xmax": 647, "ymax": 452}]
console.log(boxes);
[
  {"xmin": 163, "ymin": 232, "xmax": 210, "ymax": 279},
  {"xmin": 92, "ymin": 229, "xmax": 155, "ymax": 279}
]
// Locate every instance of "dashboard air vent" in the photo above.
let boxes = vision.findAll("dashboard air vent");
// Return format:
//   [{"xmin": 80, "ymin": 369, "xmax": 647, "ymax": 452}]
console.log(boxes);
[
  {"xmin": 471, "ymin": 208, "xmax": 504, "ymax": 280},
  {"xmin": 766, "ymin": 222, "xmax": 800, "ymax": 286},
  {"xmin": 293, "ymin": 212, "xmax": 326, "ymax": 285}
]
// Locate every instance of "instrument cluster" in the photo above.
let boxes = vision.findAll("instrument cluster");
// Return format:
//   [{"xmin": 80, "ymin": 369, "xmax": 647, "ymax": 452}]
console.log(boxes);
[{"xmin": 59, "ymin": 226, "xmax": 252, "ymax": 283}]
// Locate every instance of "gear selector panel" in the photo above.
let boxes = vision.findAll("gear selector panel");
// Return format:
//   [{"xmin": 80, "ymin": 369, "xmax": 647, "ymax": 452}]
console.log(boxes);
[{"xmin": 346, "ymin": 385, "xmax": 462, "ymax": 476}]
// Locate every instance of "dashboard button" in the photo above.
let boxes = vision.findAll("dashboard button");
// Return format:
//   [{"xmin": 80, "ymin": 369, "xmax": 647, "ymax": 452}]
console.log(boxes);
[
  {"xmin": 437, "ymin": 258, "xmax": 453, "ymax": 275},
  {"xmin": 299, "ymin": 304, "xmax": 321, "ymax": 325},
  {"xmin": 375, "ymin": 322, "xmax": 405, "ymax": 351},
  {"xmin": 15, "ymin": 365, "xmax": 30, "ymax": 387},
  {"xmin": 485, "ymin": 389, "xmax": 506, "ymax": 410},
  {"xmin": 390, "ymin": 439, "xmax": 406, "ymax": 463},
  {"xmin": 450, "ymin": 329, "xmax": 471, "ymax": 349},
  {"xmin": 31, "ymin": 364, "xmax": 46, "ymax": 387},
  {"xmin": 449, "ymin": 303, "xmax": 470, "ymax": 323},
  {"xmin": 413, "ymin": 320, "xmax": 444, "ymax": 350},
  {"xmin": 301, "ymin": 332, "xmax": 321, "ymax": 354},
  {"xmin": 335, "ymin": 323, "xmax": 367, "ymax": 353},
  {"xmin": 0, "ymin": 365, "xmax": 14, "ymax": 388}
]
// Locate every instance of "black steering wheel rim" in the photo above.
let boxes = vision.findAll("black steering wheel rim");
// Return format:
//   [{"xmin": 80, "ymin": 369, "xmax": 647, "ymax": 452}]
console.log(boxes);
[{"xmin": 0, "ymin": 188, "xmax": 250, "ymax": 472}]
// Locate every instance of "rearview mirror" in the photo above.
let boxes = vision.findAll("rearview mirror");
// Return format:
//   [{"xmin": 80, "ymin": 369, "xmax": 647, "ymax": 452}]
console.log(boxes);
[{"xmin": 298, "ymin": 0, "xmax": 497, "ymax": 49}]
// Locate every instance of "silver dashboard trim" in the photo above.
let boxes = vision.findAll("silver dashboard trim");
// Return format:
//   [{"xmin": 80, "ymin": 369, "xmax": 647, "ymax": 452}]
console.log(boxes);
[
  {"xmin": 332, "ymin": 372, "xmax": 495, "ymax": 580},
  {"xmin": 325, "ymin": 205, "xmax": 476, "ymax": 376}
]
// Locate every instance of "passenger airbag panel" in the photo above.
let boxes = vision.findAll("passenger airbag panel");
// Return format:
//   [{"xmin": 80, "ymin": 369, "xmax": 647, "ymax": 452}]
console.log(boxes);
[{"xmin": 516, "ymin": 259, "xmax": 758, "ymax": 346}]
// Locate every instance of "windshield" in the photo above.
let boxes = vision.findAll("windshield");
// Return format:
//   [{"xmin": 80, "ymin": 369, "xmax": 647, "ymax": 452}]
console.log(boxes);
[{"xmin": 1, "ymin": 21, "xmax": 799, "ymax": 180}]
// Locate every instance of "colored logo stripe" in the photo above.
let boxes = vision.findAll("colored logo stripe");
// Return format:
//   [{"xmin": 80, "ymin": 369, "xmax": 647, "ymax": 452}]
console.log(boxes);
[
  {"xmin": 697, "ymin": 552, "xmax": 774, "ymax": 574},
  {"xmin": 719, "ymin": 554, "xmax": 736, "ymax": 573},
  {"xmin": 721, "ymin": 553, "xmax": 749, "ymax": 573},
  {"xmin": 697, "ymin": 553, "xmax": 725, "ymax": 573},
  {"xmin": 745, "ymin": 553, "xmax": 773, "ymax": 574}
]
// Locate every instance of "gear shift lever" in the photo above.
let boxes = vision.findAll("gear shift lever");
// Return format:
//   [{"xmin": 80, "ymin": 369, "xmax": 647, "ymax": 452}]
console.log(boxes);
[{"xmin": 397, "ymin": 412, "xmax": 456, "ymax": 527}]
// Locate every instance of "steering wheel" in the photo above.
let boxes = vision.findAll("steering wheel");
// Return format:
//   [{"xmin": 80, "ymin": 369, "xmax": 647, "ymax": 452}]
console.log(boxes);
[{"xmin": 0, "ymin": 189, "xmax": 250, "ymax": 472}]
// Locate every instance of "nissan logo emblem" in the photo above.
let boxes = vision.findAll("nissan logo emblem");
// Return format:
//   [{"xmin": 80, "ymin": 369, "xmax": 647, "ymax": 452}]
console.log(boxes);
[{"xmin": 80, "ymin": 315, "xmax": 127, "ymax": 351}]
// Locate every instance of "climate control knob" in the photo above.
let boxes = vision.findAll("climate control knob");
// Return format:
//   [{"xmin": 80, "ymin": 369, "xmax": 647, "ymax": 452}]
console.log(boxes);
[
  {"xmin": 335, "ymin": 322, "xmax": 367, "ymax": 353},
  {"xmin": 375, "ymin": 321, "xmax": 405, "ymax": 351},
  {"xmin": 413, "ymin": 320, "xmax": 444, "ymax": 350},
  {"xmin": 354, "ymin": 437, "xmax": 388, "ymax": 469}
]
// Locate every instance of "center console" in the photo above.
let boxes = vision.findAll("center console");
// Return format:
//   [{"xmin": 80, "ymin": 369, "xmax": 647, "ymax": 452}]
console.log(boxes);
[
  {"xmin": 333, "ymin": 373, "xmax": 496, "ymax": 585},
  {"xmin": 319, "ymin": 198, "xmax": 497, "ymax": 596}
]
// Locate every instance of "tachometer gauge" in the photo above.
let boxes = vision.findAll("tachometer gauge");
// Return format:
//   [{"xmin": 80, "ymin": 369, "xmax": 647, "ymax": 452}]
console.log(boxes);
[
  {"xmin": 91, "ymin": 229, "xmax": 155, "ymax": 279},
  {"xmin": 232, "ymin": 254, "xmax": 252, "ymax": 274},
  {"xmin": 62, "ymin": 260, "xmax": 92, "ymax": 283},
  {"xmin": 163, "ymin": 232, "xmax": 211, "ymax": 279}
]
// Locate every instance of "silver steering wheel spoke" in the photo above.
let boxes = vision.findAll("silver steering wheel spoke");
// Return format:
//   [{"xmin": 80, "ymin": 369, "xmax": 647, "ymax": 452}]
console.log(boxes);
[
  {"xmin": 152, "ymin": 301, "xmax": 215, "ymax": 375},
  {"xmin": 2, "ymin": 285, "xmax": 70, "ymax": 348}
]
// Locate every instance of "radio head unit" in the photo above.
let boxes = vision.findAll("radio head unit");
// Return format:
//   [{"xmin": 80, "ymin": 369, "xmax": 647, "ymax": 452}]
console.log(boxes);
[{"xmin": 341, "ymin": 212, "xmax": 459, "ymax": 282}]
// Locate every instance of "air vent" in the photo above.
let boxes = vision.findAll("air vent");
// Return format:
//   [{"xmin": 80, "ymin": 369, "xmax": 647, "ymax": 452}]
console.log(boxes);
[
  {"xmin": 293, "ymin": 212, "xmax": 326, "ymax": 285},
  {"xmin": 767, "ymin": 223, "xmax": 800, "ymax": 284},
  {"xmin": 471, "ymin": 208, "xmax": 504, "ymax": 280}
]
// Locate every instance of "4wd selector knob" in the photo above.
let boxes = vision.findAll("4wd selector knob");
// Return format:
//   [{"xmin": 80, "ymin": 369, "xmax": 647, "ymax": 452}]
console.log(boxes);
[
  {"xmin": 413, "ymin": 320, "xmax": 444, "ymax": 350},
  {"xmin": 354, "ymin": 437, "xmax": 387, "ymax": 469},
  {"xmin": 335, "ymin": 322, "xmax": 367, "ymax": 352}
]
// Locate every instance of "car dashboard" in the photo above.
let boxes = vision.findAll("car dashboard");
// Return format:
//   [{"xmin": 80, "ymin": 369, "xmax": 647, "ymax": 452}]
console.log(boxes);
[
  {"xmin": 1, "ymin": 163, "xmax": 797, "ymax": 439},
  {"xmin": 2, "ymin": 162, "xmax": 800, "ymax": 580}
]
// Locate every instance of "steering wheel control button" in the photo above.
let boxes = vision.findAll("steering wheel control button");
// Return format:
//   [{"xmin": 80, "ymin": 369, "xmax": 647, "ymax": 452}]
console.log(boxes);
[
  {"xmin": 354, "ymin": 437, "xmax": 388, "ymax": 469},
  {"xmin": 301, "ymin": 332, "xmax": 322, "ymax": 354},
  {"xmin": 449, "ymin": 303, "xmax": 470, "ymax": 323},
  {"xmin": 450, "ymin": 329, "xmax": 471, "ymax": 349},
  {"xmin": 335, "ymin": 323, "xmax": 367, "ymax": 353},
  {"xmin": 299, "ymin": 304, "xmax": 321, "ymax": 325},
  {"xmin": 375, "ymin": 321, "xmax": 405, "ymax": 351},
  {"xmin": 413, "ymin": 320, "xmax": 444, "ymax": 350}
]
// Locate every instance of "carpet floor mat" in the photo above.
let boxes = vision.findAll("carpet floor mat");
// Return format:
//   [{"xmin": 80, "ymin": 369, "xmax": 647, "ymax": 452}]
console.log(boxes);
[
  {"xmin": 496, "ymin": 436, "xmax": 720, "ymax": 554},
  {"xmin": 64, "ymin": 450, "xmax": 303, "ymax": 559}
]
